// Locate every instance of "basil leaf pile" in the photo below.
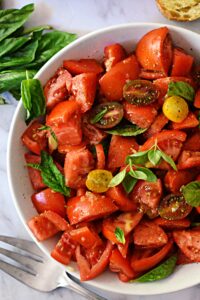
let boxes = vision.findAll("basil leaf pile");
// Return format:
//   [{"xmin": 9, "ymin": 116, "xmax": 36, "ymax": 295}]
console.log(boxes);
[
  {"xmin": 27, "ymin": 151, "xmax": 70, "ymax": 196},
  {"xmin": 167, "ymin": 81, "xmax": 195, "ymax": 102}
]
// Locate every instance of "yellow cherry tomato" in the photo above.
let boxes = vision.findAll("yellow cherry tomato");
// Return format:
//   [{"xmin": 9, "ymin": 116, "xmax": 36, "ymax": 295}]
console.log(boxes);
[
  {"xmin": 162, "ymin": 96, "xmax": 189, "ymax": 123},
  {"xmin": 86, "ymin": 169, "xmax": 113, "ymax": 193}
]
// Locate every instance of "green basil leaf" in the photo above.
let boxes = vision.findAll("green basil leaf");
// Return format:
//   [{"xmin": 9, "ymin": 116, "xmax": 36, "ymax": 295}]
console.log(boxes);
[
  {"xmin": 21, "ymin": 77, "xmax": 46, "ymax": 123},
  {"xmin": 0, "ymin": 69, "xmax": 36, "ymax": 93},
  {"xmin": 0, "ymin": 4, "xmax": 34, "ymax": 42},
  {"xmin": 181, "ymin": 181, "xmax": 200, "ymax": 207},
  {"xmin": 129, "ymin": 169, "xmax": 148, "ymax": 180},
  {"xmin": 148, "ymin": 149, "xmax": 162, "ymax": 166},
  {"xmin": 0, "ymin": 36, "xmax": 31, "ymax": 58},
  {"xmin": 23, "ymin": 25, "xmax": 53, "ymax": 35},
  {"xmin": 122, "ymin": 174, "xmax": 137, "ymax": 194},
  {"xmin": 126, "ymin": 150, "xmax": 149, "ymax": 165},
  {"xmin": 133, "ymin": 255, "xmax": 177, "ymax": 282},
  {"xmin": 160, "ymin": 151, "xmax": 177, "ymax": 171},
  {"xmin": 0, "ymin": 39, "xmax": 39, "ymax": 69},
  {"xmin": 90, "ymin": 107, "xmax": 108, "ymax": 124},
  {"xmin": 105, "ymin": 124, "xmax": 147, "ymax": 136},
  {"xmin": 115, "ymin": 227, "xmax": 125, "ymax": 244},
  {"xmin": 27, "ymin": 163, "xmax": 41, "ymax": 170},
  {"xmin": 108, "ymin": 168, "xmax": 127, "ymax": 187},
  {"xmin": 136, "ymin": 167, "xmax": 157, "ymax": 182},
  {"xmin": 168, "ymin": 81, "xmax": 195, "ymax": 102}
]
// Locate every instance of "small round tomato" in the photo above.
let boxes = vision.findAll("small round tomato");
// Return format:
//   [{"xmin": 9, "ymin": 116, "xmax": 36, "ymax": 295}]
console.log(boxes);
[
  {"xmin": 162, "ymin": 96, "xmax": 189, "ymax": 123},
  {"xmin": 86, "ymin": 169, "xmax": 113, "ymax": 193},
  {"xmin": 123, "ymin": 80, "xmax": 159, "ymax": 105},
  {"xmin": 90, "ymin": 102, "xmax": 124, "ymax": 129},
  {"xmin": 158, "ymin": 194, "xmax": 192, "ymax": 220}
]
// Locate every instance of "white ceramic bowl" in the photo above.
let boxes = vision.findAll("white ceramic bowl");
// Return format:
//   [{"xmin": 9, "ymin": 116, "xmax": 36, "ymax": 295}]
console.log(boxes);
[{"xmin": 7, "ymin": 23, "xmax": 200, "ymax": 295}]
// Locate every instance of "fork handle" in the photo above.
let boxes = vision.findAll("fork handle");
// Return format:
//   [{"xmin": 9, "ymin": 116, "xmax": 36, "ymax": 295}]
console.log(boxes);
[{"xmin": 61, "ymin": 272, "xmax": 107, "ymax": 300}]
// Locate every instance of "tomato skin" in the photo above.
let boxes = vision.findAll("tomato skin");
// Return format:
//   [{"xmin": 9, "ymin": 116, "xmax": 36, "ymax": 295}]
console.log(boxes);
[
  {"xmin": 106, "ymin": 185, "xmax": 137, "ymax": 212},
  {"xmin": 70, "ymin": 225, "xmax": 102, "ymax": 249},
  {"xmin": 171, "ymin": 112, "xmax": 199, "ymax": 130},
  {"xmin": 171, "ymin": 48, "xmax": 194, "ymax": 77},
  {"xmin": 71, "ymin": 73, "xmax": 97, "ymax": 113},
  {"xmin": 44, "ymin": 67, "xmax": 72, "ymax": 111},
  {"xmin": 153, "ymin": 218, "xmax": 190, "ymax": 230},
  {"xmin": 164, "ymin": 169, "xmax": 197, "ymax": 194},
  {"xmin": 75, "ymin": 240, "xmax": 113, "ymax": 281},
  {"xmin": 31, "ymin": 188, "xmax": 66, "ymax": 217},
  {"xmin": 144, "ymin": 113, "xmax": 168, "ymax": 139},
  {"xmin": 178, "ymin": 150, "xmax": 200, "ymax": 169},
  {"xmin": 63, "ymin": 59, "xmax": 103, "ymax": 75},
  {"xmin": 194, "ymin": 88, "xmax": 200, "ymax": 108},
  {"xmin": 46, "ymin": 100, "xmax": 82, "ymax": 146},
  {"xmin": 183, "ymin": 130, "xmax": 200, "ymax": 152},
  {"xmin": 24, "ymin": 153, "xmax": 46, "ymax": 190},
  {"xmin": 104, "ymin": 43, "xmax": 126, "ymax": 72},
  {"xmin": 51, "ymin": 231, "xmax": 77, "ymax": 265},
  {"xmin": 95, "ymin": 144, "xmax": 105, "ymax": 169},
  {"xmin": 133, "ymin": 221, "xmax": 168, "ymax": 248},
  {"xmin": 109, "ymin": 248, "xmax": 135, "ymax": 278},
  {"xmin": 130, "ymin": 179, "xmax": 162, "ymax": 210},
  {"xmin": 173, "ymin": 229, "xmax": 200, "ymax": 262},
  {"xmin": 136, "ymin": 27, "xmax": 172, "ymax": 76},
  {"xmin": 131, "ymin": 240, "xmax": 173, "ymax": 272},
  {"xmin": 99, "ymin": 55, "xmax": 140, "ymax": 101},
  {"xmin": 123, "ymin": 101, "xmax": 157, "ymax": 129},
  {"xmin": 66, "ymin": 192, "xmax": 118, "ymax": 225},
  {"xmin": 82, "ymin": 114, "xmax": 107, "ymax": 145},
  {"xmin": 108, "ymin": 135, "xmax": 139, "ymax": 169},
  {"xmin": 102, "ymin": 212, "xmax": 143, "ymax": 244},
  {"xmin": 21, "ymin": 121, "xmax": 47, "ymax": 155},
  {"xmin": 64, "ymin": 148, "xmax": 95, "ymax": 189}
]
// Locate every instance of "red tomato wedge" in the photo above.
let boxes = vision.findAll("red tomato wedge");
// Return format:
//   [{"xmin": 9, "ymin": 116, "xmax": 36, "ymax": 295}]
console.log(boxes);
[
  {"xmin": 63, "ymin": 59, "xmax": 103, "ymax": 75},
  {"xmin": 144, "ymin": 113, "xmax": 168, "ymax": 138},
  {"xmin": 95, "ymin": 144, "xmax": 105, "ymax": 169},
  {"xmin": 70, "ymin": 225, "xmax": 102, "ymax": 249},
  {"xmin": 99, "ymin": 55, "xmax": 140, "ymax": 101},
  {"xmin": 117, "ymin": 234, "xmax": 130, "ymax": 258},
  {"xmin": 183, "ymin": 130, "xmax": 200, "ymax": 152},
  {"xmin": 171, "ymin": 112, "xmax": 199, "ymax": 130},
  {"xmin": 171, "ymin": 48, "xmax": 194, "ymax": 77},
  {"xmin": 24, "ymin": 153, "xmax": 46, "ymax": 190},
  {"xmin": 153, "ymin": 218, "xmax": 191, "ymax": 230},
  {"xmin": 104, "ymin": 43, "xmax": 126, "ymax": 72},
  {"xmin": 164, "ymin": 169, "xmax": 197, "ymax": 194},
  {"xmin": 136, "ymin": 27, "xmax": 172, "ymax": 76},
  {"xmin": 109, "ymin": 248, "xmax": 135, "ymax": 279},
  {"xmin": 66, "ymin": 192, "xmax": 118, "ymax": 225},
  {"xmin": 178, "ymin": 151, "xmax": 200, "ymax": 169}
]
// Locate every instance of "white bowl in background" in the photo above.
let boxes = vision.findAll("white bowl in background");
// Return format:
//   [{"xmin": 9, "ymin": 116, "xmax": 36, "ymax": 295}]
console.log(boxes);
[{"xmin": 7, "ymin": 23, "xmax": 200, "ymax": 295}]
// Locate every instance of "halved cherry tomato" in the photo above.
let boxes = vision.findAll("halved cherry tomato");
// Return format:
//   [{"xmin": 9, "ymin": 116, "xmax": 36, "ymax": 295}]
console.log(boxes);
[
  {"xmin": 123, "ymin": 80, "xmax": 159, "ymax": 105},
  {"xmin": 95, "ymin": 144, "xmax": 105, "ymax": 169},
  {"xmin": 21, "ymin": 121, "xmax": 47, "ymax": 155},
  {"xmin": 99, "ymin": 55, "xmax": 140, "ymax": 101},
  {"xmin": 70, "ymin": 225, "xmax": 103, "ymax": 249},
  {"xmin": 64, "ymin": 148, "xmax": 94, "ymax": 189},
  {"xmin": 31, "ymin": 188, "xmax": 66, "ymax": 217},
  {"xmin": 86, "ymin": 169, "xmax": 113, "ymax": 193},
  {"xmin": 109, "ymin": 248, "xmax": 135, "ymax": 279},
  {"xmin": 123, "ymin": 101, "xmax": 157, "ymax": 129},
  {"xmin": 144, "ymin": 113, "xmax": 168, "ymax": 139},
  {"xmin": 46, "ymin": 100, "xmax": 82, "ymax": 146},
  {"xmin": 75, "ymin": 240, "xmax": 113, "ymax": 281},
  {"xmin": 51, "ymin": 231, "xmax": 77, "ymax": 265},
  {"xmin": 136, "ymin": 27, "xmax": 172, "ymax": 76},
  {"xmin": 171, "ymin": 48, "xmax": 194, "ymax": 77},
  {"xmin": 71, "ymin": 73, "xmax": 97, "ymax": 113},
  {"xmin": 104, "ymin": 43, "xmax": 126, "ymax": 72},
  {"xmin": 106, "ymin": 185, "xmax": 137, "ymax": 212},
  {"xmin": 171, "ymin": 112, "xmax": 199, "ymax": 130},
  {"xmin": 183, "ymin": 130, "xmax": 200, "ymax": 151},
  {"xmin": 153, "ymin": 218, "xmax": 190, "ymax": 230},
  {"xmin": 173, "ymin": 229, "xmax": 200, "ymax": 262},
  {"xmin": 130, "ymin": 179, "xmax": 162, "ymax": 210},
  {"xmin": 90, "ymin": 102, "xmax": 124, "ymax": 129},
  {"xmin": 102, "ymin": 212, "xmax": 143, "ymax": 244},
  {"xmin": 178, "ymin": 151, "xmax": 200, "ymax": 169},
  {"xmin": 44, "ymin": 67, "xmax": 72, "ymax": 111},
  {"xmin": 163, "ymin": 96, "xmax": 189, "ymax": 123},
  {"xmin": 107, "ymin": 135, "xmax": 139, "ymax": 169},
  {"xmin": 194, "ymin": 88, "xmax": 200, "ymax": 109},
  {"xmin": 164, "ymin": 169, "xmax": 197, "ymax": 194},
  {"xmin": 82, "ymin": 114, "xmax": 107, "ymax": 145},
  {"xmin": 133, "ymin": 221, "xmax": 168, "ymax": 248},
  {"xmin": 158, "ymin": 194, "xmax": 192, "ymax": 220},
  {"xmin": 131, "ymin": 240, "xmax": 173, "ymax": 272},
  {"xmin": 63, "ymin": 59, "xmax": 103, "ymax": 75},
  {"xmin": 24, "ymin": 153, "xmax": 46, "ymax": 190},
  {"xmin": 66, "ymin": 192, "xmax": 118, "ymax": 225}
]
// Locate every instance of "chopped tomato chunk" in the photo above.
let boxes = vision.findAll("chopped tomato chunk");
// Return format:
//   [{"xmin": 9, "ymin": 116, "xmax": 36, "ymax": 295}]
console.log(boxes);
[
  {"xmin": 70, "ymin": 225, "xmax": 102, "ymax": 249},
  {"xmin": 28, "ymin": 215, "xmax": 59, "ymax": 241},
  {"xmin": 178, "ymin": 151, "xmax": 200, "ymax": 169},
  {"xmin": 63, "ymin": 59, "xmax": 103, "ymax": 75},
  {"xmin": 144, "ymin": 113, "xmax": 168, "ymax": 138},
  {"xmin": 104, "ymin": 43, "xmax": 126, "ymax": 72},
  {"xmin": 171, "ymin": 48, "xmax": 194, "ymax": 77},
  {"xmin": 164, "ymin": 169, "xmax": 197, "ymax": 194},
  {"xmin": 109, "ymin": 248, "xmax": 135, "ymax": 279},
  {"xmin": 183, "ymin": 130, "xmax": 200, "ymax": 152},
  {"xmin": 153, "ymin": 218, "xmax": 190, "ymax": 230},
  {"xmin": 171, "ymin": 112, "xmax": 199, "ymax": 130},
  {"xmin": 24, "ymin": 153, "xmax": 46, "ymax": 190}
]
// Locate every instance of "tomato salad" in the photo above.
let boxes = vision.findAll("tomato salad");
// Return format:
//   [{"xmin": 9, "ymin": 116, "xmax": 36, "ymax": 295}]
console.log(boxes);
[{"xmin": 21, "ymin": 27, "xmax": 200, "ymax": 283}]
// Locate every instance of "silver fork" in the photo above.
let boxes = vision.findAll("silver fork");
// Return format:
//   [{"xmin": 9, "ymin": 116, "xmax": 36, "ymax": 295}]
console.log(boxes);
[{"xmin": 0, "ymin": 235, "xmax": 107, "ymax": 300}]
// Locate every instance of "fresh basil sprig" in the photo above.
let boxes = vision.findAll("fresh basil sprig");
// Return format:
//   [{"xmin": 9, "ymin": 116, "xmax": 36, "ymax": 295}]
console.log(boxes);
[
  {"xmin": 27, "ymin": 151, "xmax": 70, "ymax": 196},
  {"xmin": 105, "ymin": 124, "xmax": 147, "ymax": 137},
  {"xmin": 181, "ymin": 181, "xmax": 200, "ymax": 207},
  {"xmin": 115, "ymin": 227, "xmax": 125, "ymax": 244},
  {"xmin": 90, "ymin": 107, "xmax": 108, "ymax": 124},
  {"xmin": 122, "ymin": 174, "xmax": 137, "ymax": 194},
  {"xmin": 167, "ymin": 81, "xmax": 195, "ymax": 102}
]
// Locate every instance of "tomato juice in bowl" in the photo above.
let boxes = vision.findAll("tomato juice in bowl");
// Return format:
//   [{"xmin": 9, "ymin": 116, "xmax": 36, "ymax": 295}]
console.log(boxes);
[{"xmin": 7, "ymin": 23, "xmax": 200, "ymax": 295}]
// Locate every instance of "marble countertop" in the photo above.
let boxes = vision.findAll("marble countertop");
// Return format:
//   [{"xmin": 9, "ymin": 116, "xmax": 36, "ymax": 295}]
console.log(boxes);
[{"xmin": 1, "ymin": 1, "xmax": 200, "ymax": 299}]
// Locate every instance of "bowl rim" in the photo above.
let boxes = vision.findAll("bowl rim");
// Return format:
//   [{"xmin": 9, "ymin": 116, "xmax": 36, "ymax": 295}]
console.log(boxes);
[{"xmin": 7, "ymin": 22, "xmax": 200, "ymax": 295}]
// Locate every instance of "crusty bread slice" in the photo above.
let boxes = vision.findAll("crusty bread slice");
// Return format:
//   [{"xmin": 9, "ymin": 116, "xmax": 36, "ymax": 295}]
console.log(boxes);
[{"xmin": 156, "ymin": 0, "xmax": 200, "ymax": 21}]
